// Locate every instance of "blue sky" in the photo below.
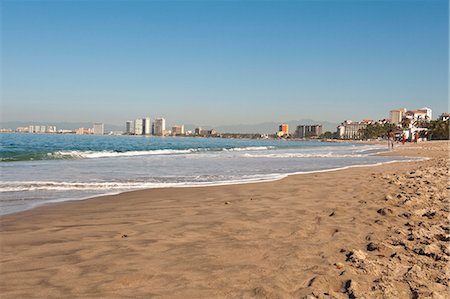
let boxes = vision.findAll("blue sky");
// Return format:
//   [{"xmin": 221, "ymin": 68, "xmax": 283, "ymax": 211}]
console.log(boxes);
[{"xmin": 1, "ymin": 0, "xmax": 448, "ymax": 126}]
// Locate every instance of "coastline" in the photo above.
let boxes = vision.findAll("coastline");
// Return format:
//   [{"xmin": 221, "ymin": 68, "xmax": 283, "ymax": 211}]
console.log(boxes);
[
  {"xmin": 1, "ymin": 141, "xmax": 412, "ymax": 217},
  {"xmin": 0, "ymin": 141, "xmax": 448, "ymax": 298},
  {"xmin": 2, "ymin": 156, "xmax": 420, "ymax": 217}
]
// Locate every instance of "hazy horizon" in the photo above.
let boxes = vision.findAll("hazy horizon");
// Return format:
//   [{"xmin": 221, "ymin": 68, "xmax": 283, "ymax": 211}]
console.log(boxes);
[{"xmin": 2, "ymin": 0, "xmax": 448, "ymax": 125}]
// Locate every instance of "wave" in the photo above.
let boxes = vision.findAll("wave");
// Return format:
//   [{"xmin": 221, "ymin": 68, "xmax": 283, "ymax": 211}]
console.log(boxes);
[
  {"xmin": 50, "ymin": 146, "xmax": 275, "ymax": 159},
  {"xmin": 223, "ymin": 146, "xmax": 274, "ymax": 151},
  {"xmin": 0, "ymin": 156, "xmax": 424, "ymax": 194},
  {"xmin": 0, "ymin": 181, "xmax": 164, "ymax": 192},
  {"xmin": 0, "ymin": 156, "xmax": 426, "ymax": 216},
  {"xmin": 49, "ymin": 149, "xmax": 196, "ymax": 159},
  {"xmin": 242, "ymin": 146, "xmax": 387, "ymax": 158},
  {"xmin": 0, "ymin": 174, "xmax": 285, "ymax": 192}
]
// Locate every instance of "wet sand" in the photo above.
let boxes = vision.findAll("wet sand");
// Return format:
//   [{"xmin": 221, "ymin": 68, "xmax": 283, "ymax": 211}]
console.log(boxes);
[{"xmin": 0, "ymin": 141, "xmax": 448, "ymax": 298}]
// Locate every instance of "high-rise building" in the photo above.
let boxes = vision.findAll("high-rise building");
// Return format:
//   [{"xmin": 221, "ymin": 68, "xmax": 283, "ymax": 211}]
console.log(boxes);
[
  {"xmin": 29, "ymin": 125, "xmax": 42, "ymax": 133},
  {"xmin": 294, "ymin": 125, "xmax": 323, "ymax": 138},
  {"xmin": 153, "ymin": 118, "xmax": 166, "ymax": 136},
  {"xmin": 134, "ymin": 118, "xmax": 144, "ymax": 135},
  {"xmin": 126, "ymin": 121, "xmax": 134, "ymax": 134},
  {"xmin": 93, "ymin": 123, "xmax": 104, "ymax": 135},
  {"xmin": 171, "ymin": 125, "xmax": 185, "ymax": 135},
  {"xmin": 390, "ymin": 108, "xmax": 407, "ymax": 125},
  {"xmin": 144, "ymin": 117, "xmax": 151, "ymax": 135},
  {"xmin": 277, "ymin": 124, "xmax": 289, "ymax": 137}
]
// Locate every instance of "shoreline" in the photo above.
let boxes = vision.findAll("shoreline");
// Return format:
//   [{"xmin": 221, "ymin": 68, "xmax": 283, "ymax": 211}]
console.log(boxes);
[
  {"xmin": 0, "ymin": 141, "xmax": 448, "ymax": 298},
  {"xmin": 1, "ymin": 144, "xmax": 421, "ymax": 217}
]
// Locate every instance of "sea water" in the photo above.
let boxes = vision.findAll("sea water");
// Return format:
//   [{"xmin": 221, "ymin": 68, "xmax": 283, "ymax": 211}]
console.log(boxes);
[{"xmin": 0, "ymin": 133, "xmax": 417, "ymax": 215}]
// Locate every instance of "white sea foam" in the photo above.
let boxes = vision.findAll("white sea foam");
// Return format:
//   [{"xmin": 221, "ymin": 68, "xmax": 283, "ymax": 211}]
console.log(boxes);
[
  {"xmin": 48, "ymin": 149, "xmax": 195, "ymax": 159},
  {"xmin": 48, "ymin": 146, "xmax": 276, "ymax": 159},
  {"xmin": 1, "ymin": 134, "xmax": 421, "ymax": 217},
  {"xmin": 223, "ymin": 146, "xmax": 274, "ymax": 151},
  {"xmin": 0, "ymin": 181, "xmax": 158, "ymax": 192},
  {"xmin": 0, "ymin": 157, "xmax": 426, "ymax": 216},
  {"xmin": 0, "ymin": 173, "xmax": 286, "ymax": 192},
  {"xmin": 243, "ymin": 152, "xmax": 368, "ymax": 158},
  {"xmin": 0, "ymin": 156, "xmax": 425, "ymax": 194}
]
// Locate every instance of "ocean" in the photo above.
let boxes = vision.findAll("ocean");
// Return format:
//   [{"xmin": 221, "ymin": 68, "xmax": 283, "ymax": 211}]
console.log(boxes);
[{"xmin": 0, "ymin": 133, "xmax": 417, "ymax": 215}]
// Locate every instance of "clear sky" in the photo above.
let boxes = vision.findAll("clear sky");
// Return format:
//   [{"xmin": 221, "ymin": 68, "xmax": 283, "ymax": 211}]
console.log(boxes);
[{"xmin": 1, "ymin": 0, "xmax": 448, "ymax": 126}]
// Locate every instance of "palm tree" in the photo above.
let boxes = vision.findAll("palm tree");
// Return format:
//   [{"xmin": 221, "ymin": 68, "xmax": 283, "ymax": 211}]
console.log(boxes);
[
  {"xmin": 426, "ymin": 120, "xmax": 449, "ymax": 140},
  {"xmin": 401, "ymin": 118, "xmax": 411, "ymax": 129},
  {"xmin": 413, "ymin": 119, "xmax": 427, "ymax": 128}
]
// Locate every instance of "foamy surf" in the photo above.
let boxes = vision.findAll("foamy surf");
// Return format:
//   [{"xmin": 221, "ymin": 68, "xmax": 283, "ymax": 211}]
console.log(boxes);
[
  {"xmin": 49, "ymin": 149, "xmax": 196, "ymax": 159},
  {"xmin": 0, "ymin": 173, "xmax": 286, "ymax": 193},
  {"xmin": 243, "ymin": 152, "xmax": 368, "ymax": 158},
  {"xmin": 44, "ymin": 146, "xmax": 277, "ymax": 160},
  {"xmin": 1, "ymin": 134, "xmax": 417, "ymax": 216}
]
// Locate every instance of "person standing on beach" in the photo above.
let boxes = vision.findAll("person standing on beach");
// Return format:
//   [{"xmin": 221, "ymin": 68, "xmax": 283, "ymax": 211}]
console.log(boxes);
[
  {"xmin": 388, "ymin": 130, "xmax": 395, "ymax": 150},
  {"xmin": 402, "ymin": 132, "xmax": 407, "ymax": 144}
]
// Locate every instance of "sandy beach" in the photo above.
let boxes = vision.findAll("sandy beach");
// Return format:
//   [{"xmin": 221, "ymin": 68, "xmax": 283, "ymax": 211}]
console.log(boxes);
[{"xmin": 0, "ymin": 141, "xmax": 448, "ymax": 298}]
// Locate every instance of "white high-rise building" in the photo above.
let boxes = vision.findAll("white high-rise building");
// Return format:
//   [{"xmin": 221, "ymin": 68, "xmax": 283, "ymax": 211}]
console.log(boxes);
[
  {"xmin": 135, "ymin": 118, "xmax": 144, "ymax": 135},
  {"xmin": 93, "ymin": 123, "xmax": 104, "ymax": 135},
  {"xmin": 144, "ymin": 117, "xmax": 151, "ymax": 135},
  {"xmin": 153, "ymin": 118, "xmax": 166, "ymax": 136},
  {"xmin": 33, "ymin": 126, "xmax": 40, "ymax": 133}
]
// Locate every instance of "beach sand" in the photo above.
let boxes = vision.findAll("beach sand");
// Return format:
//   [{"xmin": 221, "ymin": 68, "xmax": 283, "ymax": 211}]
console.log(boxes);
[{"xmin": 0, "ymin": 141, "xmax": 448, "ymax": 298}]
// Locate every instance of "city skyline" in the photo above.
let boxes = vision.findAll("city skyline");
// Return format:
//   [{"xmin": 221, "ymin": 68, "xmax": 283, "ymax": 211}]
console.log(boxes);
[
  {"xmin": 2, "ymin": 0, "xmax": 448, "ymax": 125},
  {"xmin": 6, "ymin": 106, "xmax": 447, "ymax": 136}
]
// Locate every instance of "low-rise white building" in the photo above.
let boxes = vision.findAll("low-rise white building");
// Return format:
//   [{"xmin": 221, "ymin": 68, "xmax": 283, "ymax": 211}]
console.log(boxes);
[
  {"xmin": 337, "ymin": 120, "xmax": 367, "ymax": 139},
  {"xmin": 438, "ymin": 113, "xmax": 449, "ymax": 121},
  {"xmin": 405, "ymin": 107, "xmax": 432, "ymax": 122}
]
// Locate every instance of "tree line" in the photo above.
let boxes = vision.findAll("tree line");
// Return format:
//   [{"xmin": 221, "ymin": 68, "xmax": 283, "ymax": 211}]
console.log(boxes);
[{"xmin": 319, "ymin": 119, "xmax": 449, "ymax": 140}]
